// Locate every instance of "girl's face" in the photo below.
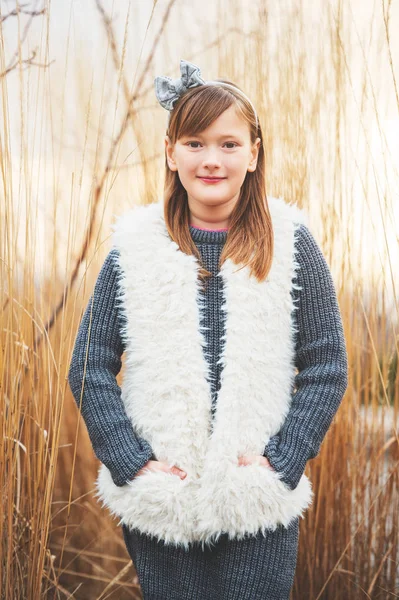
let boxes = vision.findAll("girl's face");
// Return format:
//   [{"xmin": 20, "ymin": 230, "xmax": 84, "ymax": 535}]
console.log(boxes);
[{"xmin": 165, "ymin": 105, "xmax": 260, "ymax": 211}]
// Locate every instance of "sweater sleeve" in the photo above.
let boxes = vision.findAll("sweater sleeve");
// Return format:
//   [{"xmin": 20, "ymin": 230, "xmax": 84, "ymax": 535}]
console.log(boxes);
[
  {"xmin": 67, "ymin": 248, "xmax": 154, "ymax": 487},
  {"xmin": 263, "ymin": 223, "xmax": 349, "ymax": 490}
]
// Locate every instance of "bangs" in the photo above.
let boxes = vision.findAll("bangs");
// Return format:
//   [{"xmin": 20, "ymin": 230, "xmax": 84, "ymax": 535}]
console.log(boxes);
[{"xmin": 170, "ymin": 85, "xmax": 240, "ymax": 140}]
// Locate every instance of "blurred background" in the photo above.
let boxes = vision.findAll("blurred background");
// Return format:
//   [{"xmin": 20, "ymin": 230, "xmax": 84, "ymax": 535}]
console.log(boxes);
[{"xmin": 1, "ymin": 0, "xmax": 398, "ymax": 598}]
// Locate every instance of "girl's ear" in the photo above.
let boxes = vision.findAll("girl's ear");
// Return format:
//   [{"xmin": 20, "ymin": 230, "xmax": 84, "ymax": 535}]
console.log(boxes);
[
  {"xmin": 165, "ymin": 135, "xmax": 178, "ymax": 172},
  {"xmin": 248, "ymin": 137, "xmax": 261, "ymax": 172}
]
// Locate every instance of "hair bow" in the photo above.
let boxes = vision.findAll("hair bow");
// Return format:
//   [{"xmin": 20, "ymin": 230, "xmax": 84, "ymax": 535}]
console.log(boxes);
[
  {"xmin": 154, "ymin": 59, "xmax": 206, "ymax": 111},
  {"xmin": 154, "ymin": 58, "xmax": 259, "ymax": 130}
]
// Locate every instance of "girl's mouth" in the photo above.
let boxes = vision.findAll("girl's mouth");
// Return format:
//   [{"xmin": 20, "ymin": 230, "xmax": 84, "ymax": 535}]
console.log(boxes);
[{"xmin": 199, "ymin": 177, "xmax": 226, "ymax": 184}]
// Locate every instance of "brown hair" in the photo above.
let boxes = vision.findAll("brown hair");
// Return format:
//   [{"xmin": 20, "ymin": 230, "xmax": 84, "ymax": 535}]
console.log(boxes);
[{"xmin": 163, "ymin": 79, "xmax": 274, "ymax": 288}]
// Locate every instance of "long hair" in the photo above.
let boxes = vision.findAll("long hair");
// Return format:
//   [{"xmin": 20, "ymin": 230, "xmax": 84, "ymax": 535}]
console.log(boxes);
[{"xmin": 163, "ymin": 79, "xmax": 274, "ymax": 287}]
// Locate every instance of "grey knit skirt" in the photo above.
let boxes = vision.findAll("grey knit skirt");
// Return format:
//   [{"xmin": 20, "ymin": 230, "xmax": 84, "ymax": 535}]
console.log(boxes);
[{"xmin": 121, "ymin": 518, "xmax": 300, "ymax": 600}]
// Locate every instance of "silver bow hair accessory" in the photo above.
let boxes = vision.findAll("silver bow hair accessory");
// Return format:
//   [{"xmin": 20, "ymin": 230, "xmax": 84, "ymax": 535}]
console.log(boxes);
[{"xmin": 154, "ymin": 59, "xmax": 259, "ymax": 130}]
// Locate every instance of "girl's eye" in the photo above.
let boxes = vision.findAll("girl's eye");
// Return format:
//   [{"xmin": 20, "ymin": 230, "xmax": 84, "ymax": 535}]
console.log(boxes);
[{"xmin": 186, "ymin": 142, "xmax": 238, "ymax": 149}]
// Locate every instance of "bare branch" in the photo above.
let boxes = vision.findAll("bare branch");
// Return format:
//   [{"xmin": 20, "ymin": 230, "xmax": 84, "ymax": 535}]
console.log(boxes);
[
  {"xmin": 4, "ymin": 2, "xmax": 48, "ymax": 72},
  {"xmin": 0, "ymin": 48, "xmax": 54, "ymax": 78},
  {"xmin": 0, "ymin": 4, "xmax": 45, "ymax": 23},
  {"xmin": 32, "ymin": 0, "xmax": 178, "ymax": 356}
]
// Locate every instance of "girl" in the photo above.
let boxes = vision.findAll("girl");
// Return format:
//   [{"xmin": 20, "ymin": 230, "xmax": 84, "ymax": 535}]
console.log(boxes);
[{"xmin": 68, "ymin": 59, "xmax": 348, "ymax": 599}]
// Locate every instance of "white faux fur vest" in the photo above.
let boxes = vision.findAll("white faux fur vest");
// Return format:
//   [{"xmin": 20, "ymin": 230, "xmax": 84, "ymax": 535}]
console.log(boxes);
[{"xmin": 95, "ymin": 195, "xmax": 314, "ymax": 549}]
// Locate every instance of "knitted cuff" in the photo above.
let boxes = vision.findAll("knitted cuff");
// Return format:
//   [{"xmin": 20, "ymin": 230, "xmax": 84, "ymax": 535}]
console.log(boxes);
[
  {"xmin": 111, "ymin": 440, "xmax": 154, "ymax": 487},
  {"xmin": 263, "ymin": 435, "xmax": 311, "ymax": 491}
]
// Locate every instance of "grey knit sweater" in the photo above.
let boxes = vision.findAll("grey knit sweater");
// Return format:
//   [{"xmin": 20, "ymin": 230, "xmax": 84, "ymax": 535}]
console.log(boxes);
[{"xmin": 68, "ymin": 223, "xmax": 348, "ymax": 494}]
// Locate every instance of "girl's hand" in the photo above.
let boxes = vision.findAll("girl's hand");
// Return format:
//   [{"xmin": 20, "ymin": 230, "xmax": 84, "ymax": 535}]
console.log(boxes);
[
  {"xmin": 238, "ymin": 454, "xmax": 275, "ymax": 470},
  {"xmin": 133, "ymin": 459, "xmax": 187, "ymax": 480}
]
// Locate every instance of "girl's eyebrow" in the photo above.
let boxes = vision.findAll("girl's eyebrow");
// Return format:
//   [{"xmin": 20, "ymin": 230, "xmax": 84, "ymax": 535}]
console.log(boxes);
[{"xmin": 183, "ymin": 133, "xmax": 243, "ymax": 140}]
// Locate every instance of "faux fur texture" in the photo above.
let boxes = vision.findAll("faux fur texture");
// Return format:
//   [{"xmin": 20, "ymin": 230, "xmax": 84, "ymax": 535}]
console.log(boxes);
[{"xmin": 94, "ymin": 196, "xmax": 314, "ymax": 549}]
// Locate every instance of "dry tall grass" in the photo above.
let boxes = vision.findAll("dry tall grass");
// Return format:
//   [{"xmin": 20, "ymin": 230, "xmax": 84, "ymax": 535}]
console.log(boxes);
[{"xmin": 1, "ymin": 0, "xmax": 398, "ymax": 598}]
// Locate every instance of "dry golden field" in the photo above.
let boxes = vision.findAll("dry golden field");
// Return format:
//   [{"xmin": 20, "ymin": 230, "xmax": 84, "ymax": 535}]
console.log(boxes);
[{"xmin": 1, "ymin": 0, "xmax": 398, "ymax": 598}]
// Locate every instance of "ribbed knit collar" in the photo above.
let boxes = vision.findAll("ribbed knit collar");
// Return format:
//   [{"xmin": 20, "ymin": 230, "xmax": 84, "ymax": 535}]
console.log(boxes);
[{"xmin": 189, "ymin": 225, "xmax": 228, "ymax": 245}]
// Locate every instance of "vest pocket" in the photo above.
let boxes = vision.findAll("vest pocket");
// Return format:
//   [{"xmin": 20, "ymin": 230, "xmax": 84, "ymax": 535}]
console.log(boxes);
[
  {"xmin": 96, "ymin": 463, "xmax": 199, "ymax": 546},
  {"xmin": 194, "ymin": 459, "xmax": 313, "ymax": 543}
]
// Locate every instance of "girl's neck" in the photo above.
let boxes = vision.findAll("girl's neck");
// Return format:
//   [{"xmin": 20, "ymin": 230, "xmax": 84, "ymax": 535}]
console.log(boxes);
[{"xmin": 189, "ymin": 223, "xmax": 229, "ymax": 232}]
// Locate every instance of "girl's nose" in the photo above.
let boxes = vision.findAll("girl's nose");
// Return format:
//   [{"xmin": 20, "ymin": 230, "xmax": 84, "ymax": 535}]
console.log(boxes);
[{"xmin": 202, "ymin": 151, "xmax": 222, "ymax": 168}]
